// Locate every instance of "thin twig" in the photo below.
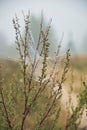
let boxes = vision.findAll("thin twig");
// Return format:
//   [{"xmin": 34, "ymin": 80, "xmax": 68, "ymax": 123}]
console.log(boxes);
[{"xmin": 0, "ymin": 88, "xmax": 13, "ymax": 130}]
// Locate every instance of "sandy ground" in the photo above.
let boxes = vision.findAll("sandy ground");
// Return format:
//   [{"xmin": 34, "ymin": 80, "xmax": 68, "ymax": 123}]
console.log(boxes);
[{"xmin": 59, "ymin": 85, "xmax": 87, "ymax": 129}]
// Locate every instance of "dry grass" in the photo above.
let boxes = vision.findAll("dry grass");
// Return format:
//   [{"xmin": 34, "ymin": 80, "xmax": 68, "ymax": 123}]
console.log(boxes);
[{"xmin": 0, "ymin": 58, "xmax": 19, "ymax": 81}]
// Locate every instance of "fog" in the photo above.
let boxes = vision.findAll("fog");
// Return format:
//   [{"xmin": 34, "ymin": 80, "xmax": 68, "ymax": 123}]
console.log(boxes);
[{"xmin": 0, "ymin": 0, "xmax": 87, "ymax": 57}]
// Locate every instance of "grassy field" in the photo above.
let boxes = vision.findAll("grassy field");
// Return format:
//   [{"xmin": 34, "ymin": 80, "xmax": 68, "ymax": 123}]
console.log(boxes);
[{"xmin": 0, "ymin": 55, "xmax": 87, "ymax": 130}]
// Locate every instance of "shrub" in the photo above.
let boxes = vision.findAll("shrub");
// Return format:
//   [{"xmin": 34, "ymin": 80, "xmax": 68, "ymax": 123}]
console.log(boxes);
[{"xmin": 0, "ymin": 12, "xmax": 86, "ymax": 130}]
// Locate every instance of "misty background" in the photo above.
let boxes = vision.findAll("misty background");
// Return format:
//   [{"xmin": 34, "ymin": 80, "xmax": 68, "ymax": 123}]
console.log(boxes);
[{"xmin": 0, "ymin": 0, "xmax": 87, "ymax": 58}]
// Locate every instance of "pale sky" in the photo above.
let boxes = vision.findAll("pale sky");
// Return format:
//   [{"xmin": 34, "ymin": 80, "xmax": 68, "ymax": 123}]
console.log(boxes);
[{"xmin": 0, "ymin": 0, "xmax": 87, "ymax": 54}]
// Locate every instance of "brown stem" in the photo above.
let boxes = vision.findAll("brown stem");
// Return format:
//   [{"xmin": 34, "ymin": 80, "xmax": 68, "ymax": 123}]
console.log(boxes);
[
  {"xmin": 21, "ymin": 108, "xmax": 29, "ymax": 130},
  {"xmin": 65, "ymin": 125, "xmax": 69, "ymax": 130},
  {"xmin": 0, "ymin": 88, "xmax": 13, "ymax": 130}
]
